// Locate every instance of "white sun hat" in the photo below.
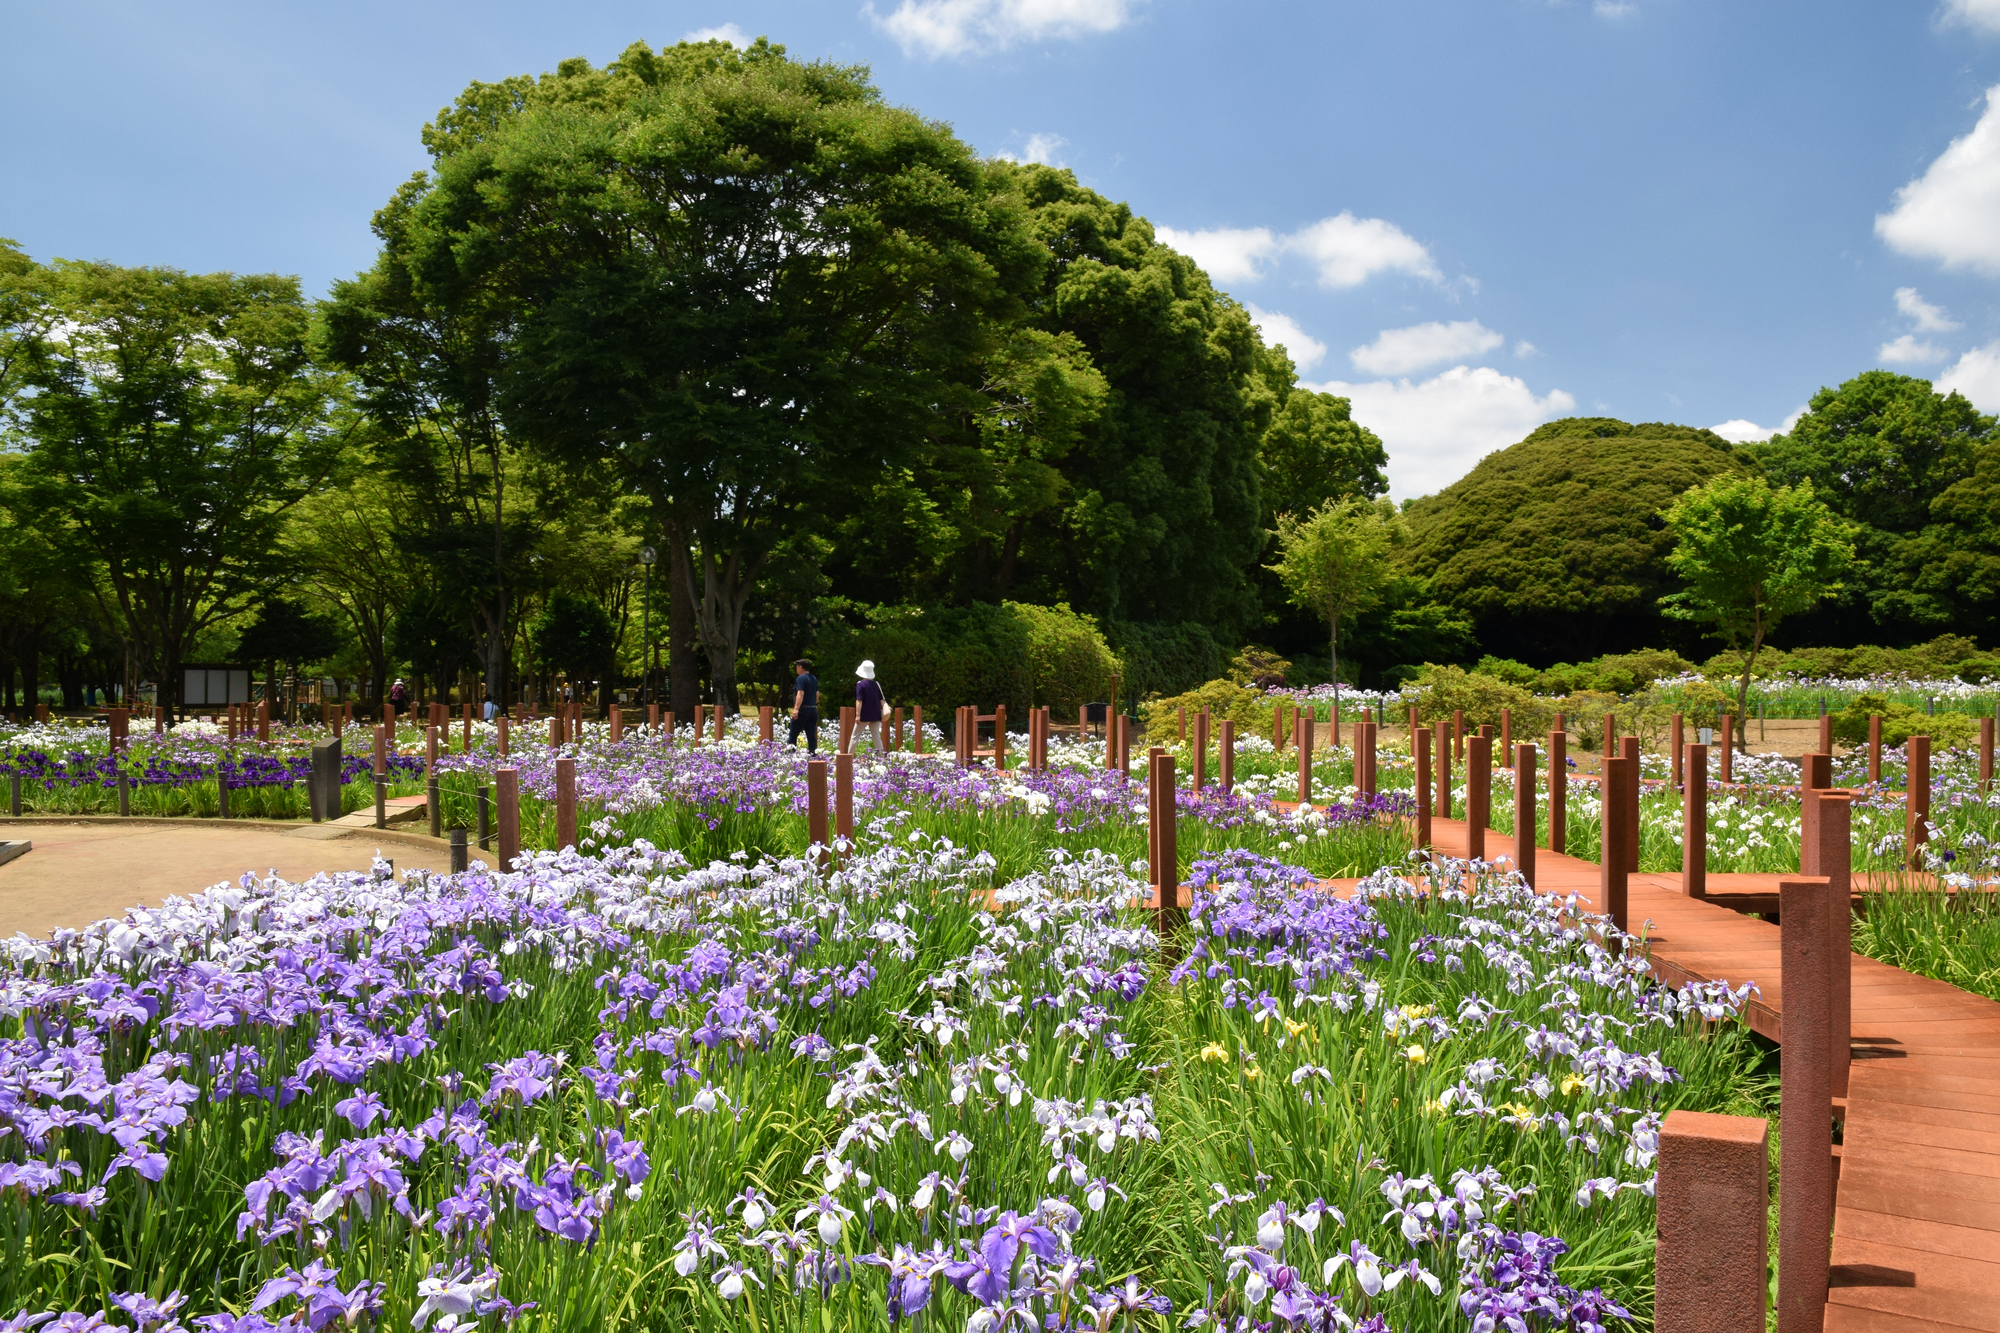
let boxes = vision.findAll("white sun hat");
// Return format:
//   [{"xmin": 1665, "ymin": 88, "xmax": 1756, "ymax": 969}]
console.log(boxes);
[{"xmin": 857, "ymin": 660, "xmax": 877, "ymax": 680}]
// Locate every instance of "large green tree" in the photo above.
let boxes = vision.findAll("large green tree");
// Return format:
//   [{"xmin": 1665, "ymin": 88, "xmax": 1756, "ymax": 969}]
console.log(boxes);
[
  {"xmin": 9, "ymin": 260, "xmax": 348, "ymax": 713},
  {"xmin": 1752, "ymin": 370, "xmax": 1997, "ymax": 642},
  {"xmin": 367, "ymin": 38, "xmax": 1042, "ymax": 711},
  {"xmin": 1397, "ymin": 418, "xmax": 1753, "ymax": 664}
]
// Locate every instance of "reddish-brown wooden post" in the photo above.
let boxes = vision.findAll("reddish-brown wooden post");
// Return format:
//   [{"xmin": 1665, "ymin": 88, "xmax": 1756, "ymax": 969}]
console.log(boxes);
[
  {"xmin": 1152, "ymin": 750, "xmax": 1181, "ymax": 936},
  {"xmin": 1273, "ymin": 701, "xmax": 1287, "ymax": 752},
  {"xmin": 1670, "ymin": 712, "xmax": 1684, "ymax": 789},
  {"xmin": 807, "ymin": 757, "xmax": 829, "ymax": 856},
  {"xmin": 913, "ymin": 704, "xmax": 926, "ymax": 754},
  {"xmin": 1981, "ymin": 716, "xmax": 1995, "ymax": 792},
  {"xmin": 1414, "ymin": 726, "xmax": 1432, "ymax": 849},
  {"xmin": 691, "ymin": 703, "xmax": 706, "ymax": 746},
  {"xmin": 425, "ymin": 723, "xmax": 439, "ymax": 775},
  {"xmin": 1466, "ymin": 734, "xmax": 1491, "ymax": 859},
  {"xmin": 1906, "ymin": 733, "xmax": 1931, "ymax": 870},
  {"xmin": 647, "ymin": 702, "xmax": 660, "ymax": 734},
  {"xmin": 1219, "ymin": 718, "xmax": 1235, "ymax": 793},
  {"xmin": 257, "ymin": 700, "xmax": 270, "ymax": 745},
  {"xmin": 1806, "ymin": 790, "xmax": 1854, "ymax": 1099},
  {"xmin": 1295, "ymin": 711, "xmax": 1313, "ymax": 802},
  {"xmin": 1549, "ymin": 722, "xmax": 1566, "ymax": 856},
  {"xmin": 662, "ymin": 710, "xmax": 676, "ymax": 743},
  {"xmin": 1452, "ymin": 708, "xmax": 1464, "ymax": 761},
  {"xmin": 890, "ymin": 706, "xmax": 903, "ymax": 752},
  {"xmin": 1818, "ymin": 709, "xmax": 1832, "ymax": 755},
  {"xmin": 1499, "ymin": 707, "xmax": 1512, "ymax": 756},
  {"xmin": 1601, "ymin": 751, "xmax": 1633, "ymax": 934},
  {"xmin": 108, "ymin": 707, "xmax": 129, "ymax": 754},
  {"xmin": 1718, "ymin": 713, "xmax": 1734, "ymax": 784},
  {"xmin": 1435, "ymin": 719, "xmax": 1452, "ymax": 819},
  {"xmin": 1192, "ymin": 707, "xmax": 1209, "ymax": 790},
  {"xmin": 1867, "ymin": 713, "xmax": 1882, "ymax": 785},
  {"xmin": 1777, "ymin": 873, "xmax": 1835, "ymax": 1333},
  {"xmin": 382, "ymin": 702, "xmax": 395, "ymax": 734},
  {"xmin": 609, "ymin": 705, "xmax": 623, "ymax": 745},
  {"xmin": 548, "ymin": 715, "xmax": 562, "ymax": 751},
  {"xmin": 1621, "ymin": 736, "xmax": 1641, "ymax": 872},
  {"xmin": 1116, "ymin": 713, "xmax": 1131, "ymax": 775},
  {"xmin": 555, "ymin": 755, "xmax": 577, "ymax": 850},
  {"xmin": 1656, "ymin": 1110, "xmax": 1769, "ymax": 1333},
  {"xmin": 838, "ymin": 705, "xmax": 855, "ymax": 755},
  {"xmin": 713, "ymin": 704, "xmax": 724, "ymax": 742},
  {"xmin": 1798, "ymin": 752, "xmax": 1830, "ymax": 879},
  {"xmin": 835, "ymin": 750, "xmax": 854, "ymax": 844},
  {"xmin": 462, "ymin": 701, "xmax": 472, "ymax": 753},
  {"xmin": 1361, "ymin": 717, "xmax": 1378, "ymax": 797},
  {"xmin": 1177, "ymin": 705, "xmax": 1186, "ymax": 742},
  {"xmin": 1601, "ymin": 711, "xmax": 1615, "ymax": 764},
  {"xmin": 1515, "ymin": 743, "xmax": 1536, "ymax": 887},
  {"xmin": 372, "ymin": 723, "xmax": 388, "ymax": 829},
  {"xmin": 993, "ymin": 704, "xmax": 1008, "ymax": 768},
  {"xmin": 497, "ymin": 715, "xmax": 510, "ymax": 757},
  {"xmin": 496, "ymin": 766, "xmax": 520, "ymax": 870},
  {"xmin": 1684, "ymin": 742, "xmax": 1708, "ymax": 898}
]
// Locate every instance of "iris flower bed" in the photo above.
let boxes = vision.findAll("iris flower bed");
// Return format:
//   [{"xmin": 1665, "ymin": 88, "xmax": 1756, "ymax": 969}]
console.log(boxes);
[{"xmin": 0, "ymin": 808, "xmax": 1763, "ymax": 1331}]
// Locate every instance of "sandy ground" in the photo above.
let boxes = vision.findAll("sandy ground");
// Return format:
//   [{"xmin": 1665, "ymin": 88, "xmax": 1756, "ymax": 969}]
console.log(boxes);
[{"xmin": 0, "ymin": 821, "xmax": 457, "ymax": 938}]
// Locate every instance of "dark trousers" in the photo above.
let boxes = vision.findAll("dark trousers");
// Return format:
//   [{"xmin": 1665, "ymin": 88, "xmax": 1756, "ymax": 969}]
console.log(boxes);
[{"xmin": 787, "ymin": 708, "xmax": 820, "ymax": 754}]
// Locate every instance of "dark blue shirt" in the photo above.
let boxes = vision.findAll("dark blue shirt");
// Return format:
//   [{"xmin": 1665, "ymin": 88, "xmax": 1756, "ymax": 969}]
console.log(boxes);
[
  {"xmin": 793, "ymin": 673, "xmax": 819, "ymax": 712},
  {"xmin": 856, "ymin": 679, "xmax": 884, "ymax": 722}
]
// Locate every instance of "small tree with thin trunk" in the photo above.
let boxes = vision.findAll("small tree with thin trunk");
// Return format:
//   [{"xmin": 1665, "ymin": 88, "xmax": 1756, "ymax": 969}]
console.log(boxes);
[
  {"xmin": 1660, "ymin": 475, "xmax": 1854, "ymax": 750},
  {"xmin": 1268, "ymin": 498, "xmax": 1404, "ymax": 716}
]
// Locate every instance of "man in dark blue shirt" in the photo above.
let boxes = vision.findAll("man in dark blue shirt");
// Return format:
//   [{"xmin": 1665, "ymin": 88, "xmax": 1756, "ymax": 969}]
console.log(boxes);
[{"xmin": 788, "ymin": 659, "xmax": 820, "ymax": 753}]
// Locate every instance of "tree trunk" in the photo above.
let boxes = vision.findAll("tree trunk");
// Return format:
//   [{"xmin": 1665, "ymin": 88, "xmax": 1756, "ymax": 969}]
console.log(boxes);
[
  {"xmin": 1329, "ymin": 611, "xmax": 1341, "ymax": 720},
  {"xmin": 686, "ymin": 543, "xmax": 766, "ymax": 715}
]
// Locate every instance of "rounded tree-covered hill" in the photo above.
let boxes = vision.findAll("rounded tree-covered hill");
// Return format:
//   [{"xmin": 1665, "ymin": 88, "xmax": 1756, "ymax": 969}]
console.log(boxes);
[{"xmin": 1398, "ymin": 418, "xmax": 1752, "ymax": 665}]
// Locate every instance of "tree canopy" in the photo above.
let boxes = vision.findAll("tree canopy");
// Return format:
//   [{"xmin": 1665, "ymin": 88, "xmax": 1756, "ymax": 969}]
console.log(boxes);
[{"xmin": 1397, "ymin": 418, "xmax": 1753, "ymax": 665}]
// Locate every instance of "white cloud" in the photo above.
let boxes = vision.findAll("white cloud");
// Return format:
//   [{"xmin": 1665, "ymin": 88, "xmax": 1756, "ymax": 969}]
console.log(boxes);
[
  {"xmin": 1877, "ymin": 85, "xmax": 2000, "ymax": 275},
  {"xmin": 1879, "ymin": 334, "xmax": 1950, "ymax": 365},
  {"xmin": 1152, "ymin": 225, "xmax": 1278, "ymax": 284},
  {"xmin": 1941, "ymin": 0, "xmax": 2000, "ymax": 34},
  {"xmin": 997, "ymin": 133, "xmax": 1066, "ymax": 165},
  {"xmin": 1514, "ymin": 340, "xmax": 1539, "ymax": 358},
  {"xmin": 868, "ymin": 0, "xmax": 1135, "ymax": 57},
  {"xmin": 1306, "ymin": 366, "xmax": 1576, "ymax": 498},
  {"xmin": 1895, "ymin": 286, "xmax": 1961, "ymax": 331},
  {"xmin": 683, "ymin": 22, "xmax": 749, "ymax": 46},
  {"xmin": 1348, "ymin": 320, "xmax": 1504, "ymax": 377},
  {"xmin": 1707, "ymin": 407, "xmax": 1807, "ymax": 443},
  {"xmin": 1594, "ymin": 1, "xmax": 1637, "ymax": 16},
  {"xmin": 1938, "ymin": 341, "xmax": 2000, "ymax": 410},
  {"xmin": 1245, "ymin": 305, "xmax": 1326, "ymax": 371},
  {"xmin": 1287, "ymin": 212, "xmax": 1440, "ymax": 289}
]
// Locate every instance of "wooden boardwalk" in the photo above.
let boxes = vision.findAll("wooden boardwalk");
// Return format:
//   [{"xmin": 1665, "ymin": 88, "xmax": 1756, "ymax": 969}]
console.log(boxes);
[{"xmin": 1396, "ymin": 815, "xmax": 2000, "ymax": 1333}]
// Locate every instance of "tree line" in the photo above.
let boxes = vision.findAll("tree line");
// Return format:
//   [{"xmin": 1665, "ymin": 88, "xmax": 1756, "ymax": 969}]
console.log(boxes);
[{"xmin": 0, "ymin": 37, "xmax": 1395, "ymax": 717}]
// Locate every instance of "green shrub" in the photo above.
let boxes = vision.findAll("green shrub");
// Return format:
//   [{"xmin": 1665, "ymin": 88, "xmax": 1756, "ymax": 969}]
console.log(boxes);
[
  {"xmin": 1402, "ymin": 664, "xmax": 1554, "ymax": 736},
  {"xmin": 1534, "ymin": 648, "xmax": 1694, "ymax": 696},
  {"xmin": 1105, "ymin": 619, "xmax": 1229, "ymax": 699},
  {"xmin": 1830, "ymin": 693, "xmax": 1979, "ymax": 750},
  {"xmin": 810, "ymin": 601, "xmax": 1119, "ymax": 721},
  {"xmin": 1473, "ymin": 655, "xmax": 1539, "ymax": 687},
  {"xmin": 1140, "ymin": 679, "xmax": 1278, "ymax": 739}
]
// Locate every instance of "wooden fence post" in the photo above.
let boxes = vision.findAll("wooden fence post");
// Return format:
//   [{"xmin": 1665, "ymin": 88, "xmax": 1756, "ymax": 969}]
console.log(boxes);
[
  {"xmin": 1777, "ymin": 874, "xmax": 1835, "ymax": 1333},
  {"xmin": 1219, "ymin": 718, "xmax": 1235, "ymax": 793},
  {"xmin": 1467, "ymin": 734, "xmax": 1491, "ymax": 860},
  {"xmin": 1273, "ymin": 701, "xmax": 1287, "ymax": 752},
  {"xmin": 1435, "ymin": 720, "xmax": 1452, "ymax": 819},
  {"xmin": 1718, "ymin": 713, "xmax": 1734, "ymax": 785},
  {"xmin": 1906, "ymin": 733, "xmax": 1931, "ymax": 870},
  {"xmin": 1117, "ymin": 714, "xmax": 1131, "ymax": 776},
  {"xmin": 257, "ymin": 700, "xmax": 270, "ymax": 745},
  {"xmin": 1295, "ymin": 712, "xmax": 1313, "ymax": 803},
  {"xmin": 1500, "ymin": 706, "xmax": 1511, "ymax": 756},
  {"xmin": 1806, "ymin": 790, "xmax": 1854, "ymax": 1099},
  {"xmin": 835, "ymin": 750, "xmax": 854, "ymax": 845},
  {"xmin": 1656, "ymin": 1110, "xmax": 1770, "ymax": 1333},
  {"xmin": 1671, "ymin": 712, "xmax": 1684, "ymax": 789},
  {"xmin": 497, "ymin": 715, "xmax": 509, "ymax": 757},
  {"xmin": 1192, "ymin": 707, "xmax": 1208, "ymax": 790},
  {"xmin": 555, "ymin": 755, "xmax": 577, "ymax": 851},
  {"xmin": 1549, "ymin": 721, "xmax": 1566, "ymax": 856},
  {"xmin": 648, "ymin": 703, "xmax": 660, "ymax": 734},
  {"xmin": 1798, "ymin": 752, "xmax": 1830, "ymax": 881},
  {"xmin": 807, "ymin": 757, "xmax": 829, "ymax": 855},
  {"xmin": 1867, "ymin": 714, "xmax": 1882, "ymax": 785},
  {"xmin": 1602, "ymin": 711, "xmax": 1615, "ymax": 764},
  {"xmin": 1621, "ymin": 736, "xmax": 1641, "ymax": 872},
  {"xmin": 1818, "ymin": 708, "xmax": 1832, "ymax": 755},
  {"xmin": 714, "ymin": 704, "xmax": 725, "ymax": 743},
  {"xmin": 1359, "ymin": 716, "xmax": 1377, "ymax": 798},
  {"xmin": 1453, "ymin": 708, "xmax": 1464, "ymax": 761},
  {"xmin": 609, "ymin": 705, "xmax": 622, "ymax": 745},
  {"xmin": 373, "ymin": 723, "xmax": 388, "ymax": 829},
  {"xmin": 496, "ymin": 766, "xmax": 519, "ymax": 870},
  {"xmin": 1515, "ymin": 743, "xmax": 1536, "ymax": 887},
  {"xmin": 1684, "ymin": 743, "xmax": 1708, "ymax": 898},
  {"xmin": 1981, "ymin": 716, "xmax": 1995, "ymax": 792},
  {"xmin": 913, "ymin": 704, "xmax": 925, "ymax": 754},
  {"xmin": 1177, "ymin": 705, "xmax": 1186, "ymax": 742},
  {"xmin": 1151, "ymin": 750, "xmax": 1181, "ymax": 937},
  {"xmin": 1601, "ymin": 751, "xmax": 1633, "ymax": 934},
  {"xmin": 1414, "ymin": 726, "xmax": 1431, "ymax": 850}
]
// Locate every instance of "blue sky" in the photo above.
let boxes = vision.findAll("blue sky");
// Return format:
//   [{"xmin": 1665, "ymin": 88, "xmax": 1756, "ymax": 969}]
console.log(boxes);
[{"xmin": 8, "ymin": 0, "xmax": 2000, "ymax": 496}]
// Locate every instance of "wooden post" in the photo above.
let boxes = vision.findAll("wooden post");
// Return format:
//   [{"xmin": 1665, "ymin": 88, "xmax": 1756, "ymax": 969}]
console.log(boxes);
[
  {"xmin": 714, "ymin": 704, "xmax": 725, "ymax": 743},
  {"xmin": 1177, "ymin": 705, "xmax": 1186, "ymax": 742},
  {"xmin": 497, "ymin": 715, "xmax": 509, "ymax": 757},
  {"xmin": 891, "ymin": 706, "xmax": 903, "ymax": 752},
  {"xmin": 759, "ymin": 705, "xmax": 774, "ymax": 744},
  {"xmin": 1152, "ymin": 750, "xmax": 1181, "ymax": 936},
  {"xmin": 257, "ymin": 700, "xmax": 270, "ymax": 745},
  {"xmin": 913, "ymin": 704, "xmax": 925, "ymax": 755},
  {"xmin": 1192, "ymin": 707, "xmax": 1209, "ymax": 790},
  {"xmin": 1359, "ymin": 717, "xmax": 1377, "ymax": 798},
  {"xmin": 373, "ymin": 723, "xmax": 388, "ymax": 830},
  {"xmin": 838, "ymin": 705, "xmax": 855, "ymax": 755},
  {"xmin": 1777, "ymin": 874, "xmax": 1835, "ymax": 1333},
  {"xmin": 662, "ymin": 710, "xmax": 676, "ymax": 743},
  {"xmin": 1621, "ymin": 736, "xmax": 1641, "ymax": 872},
  {"xmin": 1117, "ymin": 714, "xmax": 1131, "ymax": 775},
  {"xmin": 1867, "ymin": 713, "xmax": 1882, "ymax": 785},
  {"xmin": 549, "ymin": 715, "xmax": 561, "ymax": 751},
  {"xmin": 609, "ymin": 705, "xmax": 622, "ymax": 744},
  {"xmin": 555, "ymin": 756, "xmax": 577, "ymax": 851},
  {"xmin": 1684, "ymin": 743, "xmax": 1708, "ymax": 899},
  {"xmin": 1906, "ymin": 733, "xmax": 1931, "ymax": 870},
  {"xmin": 1982, "ymin": 717, "xmax": 1995, "ymax": 792},
  {"xmin": 835, "ymin": 750, "xmax": 854, "ymax": 844},
  {"xmin": 1453, "ymin": 708, "xmax": 1464, "ymax": 761},
  {"xmin": 383, "ymin": 702, "xmax": 395, "ymax": 735},
  {"xmin": 1467, "ymin": 734, "xmax": 1491, "ymax": 859},
  {"xmin": 1414, "ymin": 726, "xmax": 1432, "ymax": 849},
  {"xmin": 496, "ymin": 766, "xmax": 520, "ymax": 870},
  {"xmin": 1718, "ymin": 713, "xmax": 1734, "ymax": 784},
  {"xmin": 691, "ymin": 704, "xmax": 706, "ymax": 746},
  {"xmin": 1656, "ymin": 1110, "xmax": 1769, "ymax": 1333},
  {"xmin": 1798, "ymin": 752, "xmax": 1830, "ymax": 880},
  {"xmin": 1273, "ymin": 701, "xmax": 1287, "ymax": 752},
  {"xmin": 807, "ymin": 757, "xmax": 829, "ymax": 854},
  {"xmin": 1515, "ymin": 743, "xmax": 1536, "ymax": 887},
  {"xmin": 109, "ymin": 707, "xmax": 129, "ymax": 754},
  {"xmin": 992, "ymin": 705, "xmax": 1007, "ymax": 768},
  {"xmin": 462, "ymin": 701, "xmax": 472, "ymax": 754},
  {"xmin": 1111, "ymin": 696, "xmax": 1125, "ymax": 768},
  {"xmin": 648, "ymin": 702, "xmax": 660, "ymax": 734},
  {"xmin": 426, "ymin": 723, "xmax": 439, "ymax": 774},
  {"xmin": 477, "ymin": 784, "xmax": 490, "ymax": 850},
  {"xmin": 1500, "ymin": 707, "xmax": 1512, "ymax": 756},
  {"xmin": 1295, "ymin": 711, "xmax": 1313, "ymax": 803},
  {"xmin": 1601, "ymin": 751, "xmax": 1633, "ymax": 934},
  {"xmin": 1818, "ymin": 709, "xmax": 1832, "ymax": 755},
  {"xmin": 1219, "ymin": 718, "xmax": 1235, "ymax": 793},
  {"xmin": 1435, "ymin": 720, "xmax": 1452, "ymax": 819},
  {"xmin": 1549, "ymin": 722, "xmax": 1566, "ymax": 856},
  {"xmin": 1601, "ymin": 711, "xmax": 1615, "ymax": 763},
  {"xmin": 1670, "ymin": 712, "xmax": 1684, "ymax": 789},
  {"xmin": 1807, "ymin": 791, "xmax": 1854, "ymax": 1100}
]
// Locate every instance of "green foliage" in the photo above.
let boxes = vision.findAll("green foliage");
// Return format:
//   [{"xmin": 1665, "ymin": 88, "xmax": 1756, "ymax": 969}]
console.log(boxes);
[
  {"xmin": 1139, "ymin": 679, "xmax": 1278, "ymax": 739},
  {"xmin": 390, "ymin": 588, "xmax": 481, "ymax": 687},
  {"xmin": 1226, "ymin": 648, "xmax": 1292, "ymax": 689},
  {"xmin": 1269, "ymin": 497, "xmax": 1404, "ymax": 687},
  {"xmin": 810, "ymin": 600, "xmax": 1119, "ymax": 720},
  {"xmin": 1474, "ymin": 655, "xmax": 1539, "ymax": 687},
  {"xmin": 1829, "ymin": 693, "xmax": 1978, "ymax": 749},
  {"xmin": 1105, "ymin": 619, "xmax": 1230, "ymax": 700},
  {"xmin": 1398, "ymin": 418, "xmax": 1752, "ymax": 662},
  {"xmin": 1259, "ymin": 387, "xmax": 1388, "ymax": 518},
  {"xmin": 237, "ymin": 600, "xmax": 341, "ymax": 671},
  {"xmin": 1754, "ymin": 370, "xmax": 1997, "ymax": 637},
  {"xmin": 1533, "ymin": 648, "xmax": 1696, "ymax": 696},
  {"xmin": 530, "ymin": 592, "xmax": 617, "ymax": 685},
  {"xmin": 1400, "ymin": 665, "xmax": 1555, "ymax": 737},
  {"xmin": 1699, "ymin": 634, "xmax": 1996, "ymax": 683}
]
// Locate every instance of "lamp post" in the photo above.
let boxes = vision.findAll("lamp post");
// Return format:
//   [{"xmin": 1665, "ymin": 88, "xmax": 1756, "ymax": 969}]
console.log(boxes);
[{"xmin": 638, "ymin": 546, "xmax": 657, "ymax": 706}]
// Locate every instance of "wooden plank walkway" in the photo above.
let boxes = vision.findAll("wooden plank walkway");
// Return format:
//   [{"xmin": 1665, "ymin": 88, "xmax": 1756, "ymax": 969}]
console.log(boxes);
[{"xmin": 1390, "ymin": 815, "xmax": 2000, "ymax": 1332}]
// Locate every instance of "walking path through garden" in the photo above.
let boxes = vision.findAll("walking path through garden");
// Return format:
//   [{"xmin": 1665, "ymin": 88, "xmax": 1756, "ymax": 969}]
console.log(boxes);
[{"xmin": 1371, "ymin": 816, "xmax": 2000, "ymax": 1332}]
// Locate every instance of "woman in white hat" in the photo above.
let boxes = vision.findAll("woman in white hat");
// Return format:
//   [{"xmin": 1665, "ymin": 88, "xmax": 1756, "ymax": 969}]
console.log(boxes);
[{"xmin": 852, "ymin": 660, "xmax": 886, "ymax": 752}]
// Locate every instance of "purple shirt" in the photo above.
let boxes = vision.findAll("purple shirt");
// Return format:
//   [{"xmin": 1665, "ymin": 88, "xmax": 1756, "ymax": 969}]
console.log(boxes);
[{"xmin": 855, "ymin": 679, "xmax": 884, "ymax": 722}]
